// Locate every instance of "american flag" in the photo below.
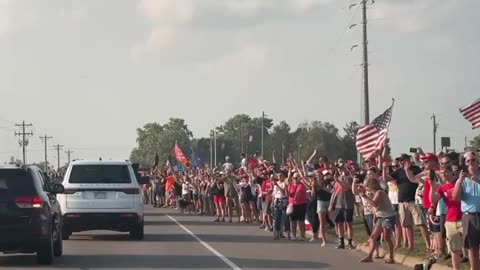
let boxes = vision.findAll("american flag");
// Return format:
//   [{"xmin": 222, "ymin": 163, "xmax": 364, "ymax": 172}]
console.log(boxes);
[
  {"xmin": 459, "ymin": 98, "xmax": 480, "ymax": 129},
  {"xmin": 356, "ymin": 104, "xmax": 393, "ymax": 160}
]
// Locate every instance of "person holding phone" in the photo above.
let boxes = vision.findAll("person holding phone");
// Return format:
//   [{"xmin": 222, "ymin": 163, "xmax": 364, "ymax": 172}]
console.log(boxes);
[
  {"xmin": 383, "ymin": 153, "xmax": 430, "ymax": 252},
  {"xmin": 453, "ymin": 152, "xmax": 480, "ymax": 270}
]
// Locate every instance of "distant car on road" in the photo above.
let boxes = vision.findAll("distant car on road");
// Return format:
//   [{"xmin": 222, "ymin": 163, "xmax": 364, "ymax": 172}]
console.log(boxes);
[
  {"xmin": 0, "ymin": 164, "xmax": 65, "ymax": 264},
  {"xmin": 57, "ymin": 160, "xmax": 146, "ymax": 240}
]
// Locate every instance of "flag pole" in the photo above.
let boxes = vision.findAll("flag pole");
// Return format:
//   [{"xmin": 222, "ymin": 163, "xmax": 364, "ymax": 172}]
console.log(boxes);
[{"xmin": 382, "ymin": 98, "xmax": 396, "ymax": 153}]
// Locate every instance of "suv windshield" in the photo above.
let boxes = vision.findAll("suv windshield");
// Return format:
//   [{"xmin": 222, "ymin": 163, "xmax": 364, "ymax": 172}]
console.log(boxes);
[
  {"xmin": 69, "ymin": 165, "xmax": 131, "ymax": 184},
  {"xmin": 0, "ymin": 169, "xmax": 36, "ymax": 199}
]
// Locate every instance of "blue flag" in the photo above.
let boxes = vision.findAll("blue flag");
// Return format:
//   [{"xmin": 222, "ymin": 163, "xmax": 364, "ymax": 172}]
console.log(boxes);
[{"xmin": 191, "ymin": 152, "xmax": 205, "ymax": 169}]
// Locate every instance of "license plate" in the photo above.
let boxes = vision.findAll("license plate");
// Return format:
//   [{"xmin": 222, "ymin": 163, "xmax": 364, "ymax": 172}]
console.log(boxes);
[{"xmin": 94, "ymin": 191, "xmax": 107, "ymax": 199}]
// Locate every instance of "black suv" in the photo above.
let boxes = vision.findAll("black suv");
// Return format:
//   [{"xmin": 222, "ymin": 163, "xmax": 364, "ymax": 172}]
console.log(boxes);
[{"xmin": 0, "ymin": 165, "xmax": 65, "ymax": 264}]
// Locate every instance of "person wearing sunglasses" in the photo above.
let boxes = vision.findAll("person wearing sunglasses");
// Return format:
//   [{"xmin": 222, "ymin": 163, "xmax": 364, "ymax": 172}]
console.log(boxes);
[{"xmin": 453, "ymin": 151, "xmax": 480, "ymax": 270}]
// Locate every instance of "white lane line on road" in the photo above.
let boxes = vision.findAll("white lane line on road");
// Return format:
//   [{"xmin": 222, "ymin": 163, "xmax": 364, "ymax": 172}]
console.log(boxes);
[{"xmin": 166, "ymin": 214, "xmax": 242, "ymax": 270}]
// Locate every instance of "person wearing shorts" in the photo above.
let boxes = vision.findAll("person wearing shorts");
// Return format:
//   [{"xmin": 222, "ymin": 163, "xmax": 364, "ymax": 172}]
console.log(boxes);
[
  {"xmin": 260, "ymin": 176, "xmax": 273, "ymax": 231},
  {"xmin": 211, "ymin": 180, "xmax": 225, "ymax": 222},
  {"xmin": 453, "ymin": 152, "xmax": 480, "ymax": 270},
  {"xmin": 288, "ymin": 173, "xmax": 308, "ymax": 240},
  {"xmin": 330, "ymin": 175, "xmax": 355, "ymax": 250},
  {"xmin": 384, "ymin": 154, "xmax": 429, "ymax": 251},
  {"xmin": 431, "ymin": 164, "xmax": 463, "ymax": 269},
  {"xmin": 223, "ymin": 169, "xmax": 241, "ymax": 223}
]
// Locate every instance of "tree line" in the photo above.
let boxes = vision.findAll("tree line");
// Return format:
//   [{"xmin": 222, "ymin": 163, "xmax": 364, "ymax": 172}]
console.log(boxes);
[
  {"xmin": 129, "ymin": 114, "xmax": 480, "ymax": 168},
  {"xmin": 129, "ymin": 114, "xmax": 363, "ymax": 168}
]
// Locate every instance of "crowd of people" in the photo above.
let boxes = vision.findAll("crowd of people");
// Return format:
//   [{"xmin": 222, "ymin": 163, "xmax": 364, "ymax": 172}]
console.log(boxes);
[{"xmin": 140, "ymin": 147, "xmax": 480, "ymax": 270}]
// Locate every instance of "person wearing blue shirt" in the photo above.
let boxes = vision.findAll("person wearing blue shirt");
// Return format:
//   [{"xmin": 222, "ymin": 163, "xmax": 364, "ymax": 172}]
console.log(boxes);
[{"xmin": 453, "ymin": 151, "xmax": 480, "ymax": 270}]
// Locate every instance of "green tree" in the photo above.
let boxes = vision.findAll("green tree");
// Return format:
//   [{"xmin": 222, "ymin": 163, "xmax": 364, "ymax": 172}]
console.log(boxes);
[
  {"xmin": 268, "ymin": 121, "xmax": 293, "ymax": 163},
  {"xmin": 471, "ymin": 134, "xmax": 480, "ymax": 150},
  {"xmin": 130, "ymin": 118, "xmax": 193, "ymax": 167},
  {"xmin": 340, "ymin": 121, "xmax": 359, "ymax": 161},
  {"xmin": 216, "ymin": 114, "xmax": 273, "ymax": 163},
  {"xmin": 292, "ymin": 121, "xmax": 343, "ymax": 161}
]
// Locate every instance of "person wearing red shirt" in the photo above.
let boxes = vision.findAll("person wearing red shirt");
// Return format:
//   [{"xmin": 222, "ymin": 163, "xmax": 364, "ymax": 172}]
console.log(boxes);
[
  {"xmin": 288, "ymin": 173, "xmax": 308, "ymax": 240},
  {"xmin": 430, "ymin": 165, "xmax": 462, "ymax": 270},
  {"xmin": 260, "ymin": 176, "xmax": 274, "ymax": 231}
]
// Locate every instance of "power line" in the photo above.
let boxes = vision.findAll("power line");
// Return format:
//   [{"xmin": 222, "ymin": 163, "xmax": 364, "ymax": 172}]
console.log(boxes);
[
  {"xmin": 53, "ymin": 144, "xmax": 64, "ymax": 170},
  {"xmin": 431, "ymin": 114, "xmax": 438, "ymax": 153},
  {"xmin": 65, "ymin": 149, "xmax": 74, "ymax": 164},
  {"xmin": 15, "ymin": 121, "xmax": 33, "ymax": 164}
]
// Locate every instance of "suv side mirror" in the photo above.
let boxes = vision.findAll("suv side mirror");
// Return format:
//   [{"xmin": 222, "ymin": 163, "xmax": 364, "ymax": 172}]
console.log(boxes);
[
  {"xmin": 50, "ymin": 183, "xmax": 65, "ymax": 194},
  {"xmin": 132, "ymin": 163, "xmax": 140, "ymax": 173}
]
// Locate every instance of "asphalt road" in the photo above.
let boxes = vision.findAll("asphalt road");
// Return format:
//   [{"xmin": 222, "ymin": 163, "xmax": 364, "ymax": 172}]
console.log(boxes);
[{"xmin": 0, "ymin": 207, "xmax": 410, "ymax": 270}]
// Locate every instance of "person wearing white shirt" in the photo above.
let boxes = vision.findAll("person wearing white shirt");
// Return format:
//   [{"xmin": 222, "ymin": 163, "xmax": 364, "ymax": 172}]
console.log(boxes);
[
  {"xmin": 223, "ymin": 156, "xmax": 234, "ymax": 172},
  {"xmin": 272, "ymin": 171, "xmax": 290, "ymax": 240}
]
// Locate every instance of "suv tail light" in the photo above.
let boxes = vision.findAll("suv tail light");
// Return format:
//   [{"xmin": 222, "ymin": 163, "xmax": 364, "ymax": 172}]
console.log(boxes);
[
  {"xmin": 122, "ymin": 188, "xmax": 140, "ymax": 194},
  {"xmin": 15, "ymin": 196, "xmax": 43, "ymax": 208}
]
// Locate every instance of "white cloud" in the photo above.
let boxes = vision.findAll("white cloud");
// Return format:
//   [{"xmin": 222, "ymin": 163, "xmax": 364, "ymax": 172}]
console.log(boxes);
[
  {"xmin": 204, "ymin": 43, "xmax": 269, "ymax": 77},
  {"xmin": 132, "ymin": 0, "xmax": 332, "ymax": 59},
  {"xmin": 58, "ymin": 7, "xmax": 88, "ymax": 22},
  {"xmin": 370, "ymin": 0, "xmax": 458, "ymax": 33},
  {"xmin": 138, "ymin": 0, "xmax": 194, "ymax": 25},
  {"xmin": 289, "ymin": 0, "xmax": 334, "ymax": 12},
  {"xmin": 0, "ymin": 0, "xmax": 36, "ymax": 37}
]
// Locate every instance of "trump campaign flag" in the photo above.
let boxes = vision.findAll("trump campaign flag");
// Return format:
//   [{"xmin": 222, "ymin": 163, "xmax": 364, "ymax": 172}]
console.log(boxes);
[{"xmin": 173, "ymin": 143, "xmax": 188, "ymax": 164}]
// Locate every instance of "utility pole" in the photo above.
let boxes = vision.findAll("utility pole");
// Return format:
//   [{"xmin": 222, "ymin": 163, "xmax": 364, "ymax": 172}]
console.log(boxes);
[
  {"xmin": 261, "ymin": 111, "xmax": 265, "ymax": 158},
  {"xmin": 240, "ymin": 123, "xmax": 244, "ymax": 154},
  {"xmin": 15, "ymin": 121, "xmax": 33, "ymax": 164},
  {"xmin": 431, "ymin": 114, "xmax": 438, "ymax": 153},
  {"xmin": 465, "ymin": 136, "xmax": 468, "ymax": 148},
  {"xmin": 349, "ymin": 0, "xmax": 373, "ymax": 164},
  {"xmin": 361, "ymin": 0, "xmax": 370, "ymax": 126},
  {"xmin": 53, "ymin": 144, "xmax": 64, "ymax": 170},
  {"xmin": 213, "ymin": 129, "xmax": 217, "ymax": 168},
  {"xmin": 281, "ymin": 142, "xmax": 285, "ymax": 164},
  {"xmin": 65, "ymin": 149, "xmax": 74, "ymax": 164},
  {"xmin": 209, "ymin": 131, "xmax": 213, "ymax": 169},
  {"xmin": 39, "ymin": 134, "xmax": 53, "ymax": 173}
]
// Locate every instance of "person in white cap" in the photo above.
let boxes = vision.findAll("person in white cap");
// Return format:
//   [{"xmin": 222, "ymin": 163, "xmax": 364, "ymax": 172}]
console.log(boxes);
[{"xmin": 223, "ymin": 156, "xmax": 234, "ymax": 172}]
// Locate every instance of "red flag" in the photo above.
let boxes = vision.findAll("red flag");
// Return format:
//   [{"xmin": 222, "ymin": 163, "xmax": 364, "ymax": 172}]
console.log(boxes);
[
  {"xmin": 173, "ymin": 144, "xmax": 188, "ymax": 164},
  {"xmin": 247, "ymin": 157, "xmax": 259, "ymax": 168},
  {"xmin": 356, "ymin": 103, "xmax": 393, "ymax": 160},
  {"xmin": 459, "ymin": 98, "xmax": 480, "ymax": 129}
]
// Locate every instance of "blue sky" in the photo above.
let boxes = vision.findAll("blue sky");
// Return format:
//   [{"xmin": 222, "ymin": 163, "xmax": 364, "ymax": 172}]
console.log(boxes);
[{"xmin": 0, "ymin": 0, "xmax": 478, "ymax": 164}]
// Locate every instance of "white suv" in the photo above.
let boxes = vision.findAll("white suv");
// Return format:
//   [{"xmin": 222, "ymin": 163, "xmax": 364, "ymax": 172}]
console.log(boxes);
[{"xmin": 57, "ymin": 160, "xmax": 144, "ymax": 240}]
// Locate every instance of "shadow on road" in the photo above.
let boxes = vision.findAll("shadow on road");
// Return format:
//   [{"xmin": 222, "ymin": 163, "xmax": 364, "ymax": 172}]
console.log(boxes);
[
  {"xmin": 144, "ymin": 220, "xmax": 258, "ymax": 227},
  {"xmin": 0, "ymin": 254, "xmax": 330, "ymax": 268},
  {"xmin": 143, "ymin": 233, "xmax": 278, "ymax": 243},
  {"xmin": 67, "ymin": 233, "xmax": 279, "ymax": 244}
]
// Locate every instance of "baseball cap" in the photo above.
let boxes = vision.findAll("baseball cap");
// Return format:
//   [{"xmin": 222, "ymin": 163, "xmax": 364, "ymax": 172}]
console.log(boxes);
[
  {"xmin": 420, "ymin": 153, "xmax": 438, "ymax": 162},
  {"xmin": 398, "ymin": 153, "xmax": 411, "ymax": 161}
]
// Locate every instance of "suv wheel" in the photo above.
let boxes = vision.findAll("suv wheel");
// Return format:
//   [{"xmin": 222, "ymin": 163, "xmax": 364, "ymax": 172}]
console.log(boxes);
[
  {"xmin": 37, "ymin": 230, "xmax": 54, "ymax": 264},
  {"xmin": 53, "ymin": 224, "xmax": 63, "ymax": 257},
  {"xmin": 129, "ymin": 218, "xmax": 144, "ymax": 240},
  {"xmin": 61, "ymin": 226, "xmax": 71, "ymax": 240}
]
